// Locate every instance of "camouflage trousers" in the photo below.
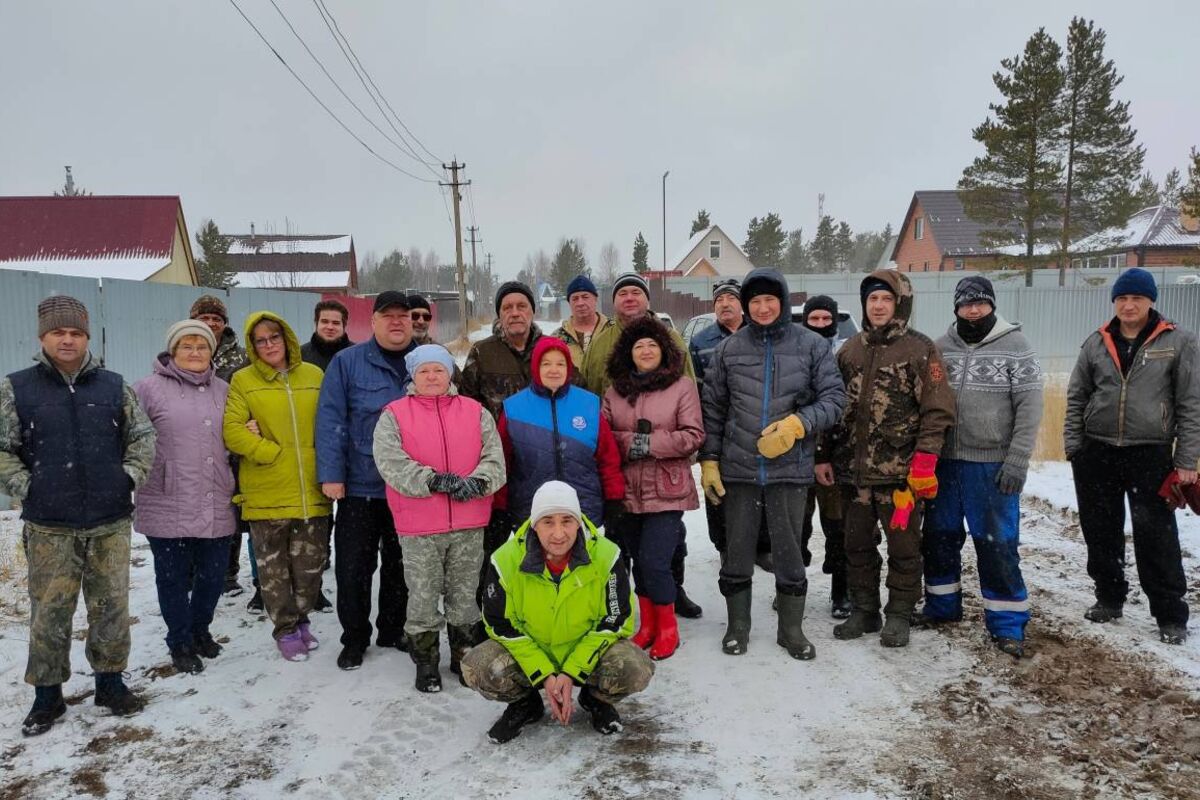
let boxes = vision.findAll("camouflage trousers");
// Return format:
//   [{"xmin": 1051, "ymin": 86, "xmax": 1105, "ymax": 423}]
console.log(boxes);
[
  {"xmin": 398, "ymin": 528, "xmax": 483, "ymax": 637},
  {"xmin": 461, "ymin": 639, "xmax": 654, "ymax": 705},
  {"xmin": 842, "ymin": 485, "xmax": 924, "ymax": 614},
  {"xmin": 248, "ymin": 517, "xmax": 330, "ymax": 639},
  {"xmin": 23, "ymin": 520, "xmax": 132, "ymax": 686}
]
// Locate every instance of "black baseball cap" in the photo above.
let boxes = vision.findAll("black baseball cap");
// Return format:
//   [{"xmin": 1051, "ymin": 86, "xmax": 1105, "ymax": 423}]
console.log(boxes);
[{"xmin": 373, "ymin": 291, "xmax": 410, "ymax": 313}]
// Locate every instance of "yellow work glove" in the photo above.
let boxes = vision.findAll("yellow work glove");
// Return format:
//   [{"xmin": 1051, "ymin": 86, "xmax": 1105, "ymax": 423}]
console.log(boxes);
[
  {"xmin": 700, "ymin": 460, "xmax": 726, "ymax": 506},
  {"xmin": 756, "ymin": 414, "xmax": 806, "ymax": 459},
  {"xmin": 889, "ymin": 488, "xmax": 915, "ymax": 531}
]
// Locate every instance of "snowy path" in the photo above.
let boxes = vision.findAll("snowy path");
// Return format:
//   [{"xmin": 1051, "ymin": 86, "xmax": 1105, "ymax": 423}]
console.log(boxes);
[{"xmin": 0, "ymin": 464, "xmax": 1197, "ymax": 799}]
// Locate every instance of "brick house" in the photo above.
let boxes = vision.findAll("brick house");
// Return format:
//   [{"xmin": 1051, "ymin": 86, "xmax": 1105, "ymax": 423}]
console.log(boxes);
[
  {"xmin": 891, "ymin": 190, "xmax": 1006, "ymax": 273},
  {"xmin": 1069, "ymin": 205, "xmax": 1200, "ymax": 270}
]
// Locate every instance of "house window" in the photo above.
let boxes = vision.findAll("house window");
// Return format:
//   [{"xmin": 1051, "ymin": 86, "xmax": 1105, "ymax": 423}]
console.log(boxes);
[
  {"xmin": 914, "ymin": 218, "xmax": 925, "ymax": 240},
  {"xmin": 954, "ymin": 259, "xmax": 965, "ymax": 271},
  {"xmin": 1116, "ymin": 253, "xmax": 1127, "ymax": 269},
  {"xmin": 924, "ymin": 261, "xmax": 929, "ymax": 271},
  {"xmin": 1071, "ymin": 258, "xmax": 1083, "ymax": 269},
  {"xmin": 709, "ymin": 240, "xmax": 721, "ymax": 259}
]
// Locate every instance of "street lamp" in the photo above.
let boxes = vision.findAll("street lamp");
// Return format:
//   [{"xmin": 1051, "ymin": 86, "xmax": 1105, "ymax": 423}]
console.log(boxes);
[{"xmin": 661, "ymin": 170, "xmax": 670, "ymax": 286}]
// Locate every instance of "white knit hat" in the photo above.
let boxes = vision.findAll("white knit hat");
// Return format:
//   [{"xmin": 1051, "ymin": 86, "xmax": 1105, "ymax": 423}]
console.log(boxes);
[{"xmin": 529, "ymin": 481, "xmax": 582, "ymax": 526}]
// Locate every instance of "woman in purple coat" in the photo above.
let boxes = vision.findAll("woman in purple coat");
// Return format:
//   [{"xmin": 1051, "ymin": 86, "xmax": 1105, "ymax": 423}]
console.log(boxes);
[{"xmin": 134, "ymin": 320, "xmax": 237, "ymax": 674}]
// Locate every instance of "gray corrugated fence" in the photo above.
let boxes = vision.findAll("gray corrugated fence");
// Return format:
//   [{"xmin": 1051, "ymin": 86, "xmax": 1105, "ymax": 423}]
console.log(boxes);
[{"xmin": 0, "ymin": 270, "xmax": 322, "ymax": 384}]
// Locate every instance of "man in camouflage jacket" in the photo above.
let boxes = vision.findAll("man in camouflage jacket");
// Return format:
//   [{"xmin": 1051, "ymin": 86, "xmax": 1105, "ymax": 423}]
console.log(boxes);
[
  {"xmin": 820, "ymin": 270, "xmax": 956, "ymax": 648},
  {"xmin": 0, "ymin": 296, "xmax": 156, "ymax": 736}
]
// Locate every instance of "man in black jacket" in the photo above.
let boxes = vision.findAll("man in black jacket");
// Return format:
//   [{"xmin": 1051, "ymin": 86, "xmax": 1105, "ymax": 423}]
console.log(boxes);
[{"xmin": 301, "ymin": 299, "xmax": 353, "ymax": 371}]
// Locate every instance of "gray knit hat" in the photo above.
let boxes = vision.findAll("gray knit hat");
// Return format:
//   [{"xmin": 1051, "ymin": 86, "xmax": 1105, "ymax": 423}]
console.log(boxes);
[
  {"xmin": 37, "ymin": 295, "xmax": 89, "ymax": 337},
  {"xmin": 165, "ymin": 319, "xmax": 217, "ymax": 354}
]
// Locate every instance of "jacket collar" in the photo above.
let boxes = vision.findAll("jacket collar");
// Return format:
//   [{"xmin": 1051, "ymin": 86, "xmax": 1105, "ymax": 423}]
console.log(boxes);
[
  {"xmin": 308, "ymin": 332, "xmax": 352, "ymax": 358},
  {"xmin": 515, "ymin": 516, "xmax": 597, "ymax": 575},
  {"xmin": 35, "ymin": 349, "xmax": 98, "ymax": 384},
  {"xmin": 153, "ymin": 352, "xmax": 214, "ymax": 386},
  {"xmin": 365, "ymin": 336, "xmax": 417, "ymax": 376},
  {"xmin": 1098, "ymin": 310, "xmax": 1174, "ymax": 372},
  {"xmin": 944, "ymin": 314, "xmax": 1019, "ymax": 348}
]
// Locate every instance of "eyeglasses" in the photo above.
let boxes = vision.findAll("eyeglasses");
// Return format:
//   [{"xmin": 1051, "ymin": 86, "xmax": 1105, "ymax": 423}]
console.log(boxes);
[
  {"xmin": 410, "ymin": 312, "xmax": 432, "ymax": 322},
  {"xmin": 253, "ymin": 333, "xmax": 284, "ymax": 348}
]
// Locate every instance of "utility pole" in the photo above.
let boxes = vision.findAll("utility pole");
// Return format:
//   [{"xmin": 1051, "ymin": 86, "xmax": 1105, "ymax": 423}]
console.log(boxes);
[
  {"xmin": 441, "ymin": 160, "xmax": 470, "ymax": 341},
  {"xmin": 466, "ymin": 225, "xmax": 481, "ymax": 310},
  {"xmin": 661, "ymin": 170, "xmax": 670, "ymax": 285}
]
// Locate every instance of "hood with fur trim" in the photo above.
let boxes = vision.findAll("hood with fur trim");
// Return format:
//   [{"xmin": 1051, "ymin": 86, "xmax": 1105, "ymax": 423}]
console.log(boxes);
[{"xmin": 606, "ymin": 315, "xmax": 686, "ymax": 400}]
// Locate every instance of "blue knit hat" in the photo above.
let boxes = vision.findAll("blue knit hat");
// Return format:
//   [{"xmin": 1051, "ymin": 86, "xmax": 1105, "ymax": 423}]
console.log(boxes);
[
  {"xmin": 565, "ymin": 275, "xmax": 597, "ymax": 298},
  {"xmin": 405, "ymin": 344, "xmax": 455, "ymax": 377},
  {"xmin": 1111, "ymin": 268, "xmax": 1157, "ymax": 302}
]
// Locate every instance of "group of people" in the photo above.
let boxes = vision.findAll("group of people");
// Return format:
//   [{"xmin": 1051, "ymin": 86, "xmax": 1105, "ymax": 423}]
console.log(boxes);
[{"xmin": 4, "ymin": 261, "xmax": 1195, "ymax": 744}]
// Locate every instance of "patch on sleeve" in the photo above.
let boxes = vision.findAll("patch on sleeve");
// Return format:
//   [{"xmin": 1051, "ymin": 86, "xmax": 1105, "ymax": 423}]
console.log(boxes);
[{"xmin": 929, "ymin": 360, "xmax": 946, "ymax": 384}]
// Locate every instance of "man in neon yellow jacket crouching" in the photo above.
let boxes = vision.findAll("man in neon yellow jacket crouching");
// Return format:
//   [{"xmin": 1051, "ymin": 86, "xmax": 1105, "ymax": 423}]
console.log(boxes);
[{"xmin": 461, "ymin": 480, "xmax": 654, "ymax": 743}]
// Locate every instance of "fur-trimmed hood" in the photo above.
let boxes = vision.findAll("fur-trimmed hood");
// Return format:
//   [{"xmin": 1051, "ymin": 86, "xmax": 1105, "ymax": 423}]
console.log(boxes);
[{"xmin": 606, "ymin": 315, "xmax": 686, "ymax": 400}]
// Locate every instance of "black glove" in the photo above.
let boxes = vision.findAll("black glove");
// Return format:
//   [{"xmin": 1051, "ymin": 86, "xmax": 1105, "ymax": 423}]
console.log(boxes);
[
  {"xmin": 603, "ymin": 500, "xmax": 627, "ymax": 533},
  {"xmin": 450, "ymin": 476, "xmax": 488, "ymax": 502},
  {"xmin": 995, "ymin": 461, "xmax": 1027, "ymax": 495},
  {"xmin": 627, "ymin": 432, "xmax": 652, "ymax": 461},
  {"xmin": 427, "ymin": 471, "xmax": 460, "ymax": 495}
]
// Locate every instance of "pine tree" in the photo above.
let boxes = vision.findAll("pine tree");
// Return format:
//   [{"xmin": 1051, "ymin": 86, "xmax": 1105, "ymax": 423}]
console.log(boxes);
[
  {"xmin": 53, "ymin": 166, "xmax": 91, "ymax": 197},
  {"xmin": 1058, "ymin": 17, "xmax": 1144, "ymax": 285},
  {"xmin": 689, "ymin": 209, "xmax": 711, "ymax": 236},
  {"xmin": 959, "ymin": 28, "xmax": 1066, "ymax": 286},
  {"xmin": 369, "ymin": 249, "xmax": 412, "ymax": 291},
  {"xmin": 1162, "ymin": 168, "xmax": 1184, "ymax": 208},
  {"xmin": 194, "ymin": 219, "xmax": 236, "ymax": 288},
  {"xmin": 1181, "ymin": 148, "xmax": 1200, "ymax": 218},
  {"xmin": 834, "ymin": 221, "xmax": 854, "ymax": 271},
  {"xmin": 632, "ymin": 233, "xmax": 650, "ymax": 274},
  {"xmin": 1132, "ymin": 172, "xmax": 1161, "ymax": 209},
  {"xmin": 550, "ymin": 238, "xmax": 588, "ymax": 294},
  {"xmin": 810, "ymin": 216, "xmax": 838, "ymax": 273},
  {"xmin": 743, "ymin": 213, "xmax": 785, "ymax": 266},
  {"xmin": 783, "ymin": 229, "xmax": 812, "ymax": 273}
]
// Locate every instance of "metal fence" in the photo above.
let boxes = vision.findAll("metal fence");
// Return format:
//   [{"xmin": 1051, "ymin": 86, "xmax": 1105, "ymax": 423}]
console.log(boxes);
[{"xmin": 0, "ymin": 269, "xmax": 323, "ymax": 384}]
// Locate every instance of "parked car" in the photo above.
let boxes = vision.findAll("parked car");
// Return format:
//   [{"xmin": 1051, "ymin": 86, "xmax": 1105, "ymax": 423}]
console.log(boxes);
[
  {"xmin": 655, "ymin": 312, "xmax": 675, "ymax": 330},
  {"xmin": 681, "ymin": 312, "xmax": 715, "ymax": 346}
]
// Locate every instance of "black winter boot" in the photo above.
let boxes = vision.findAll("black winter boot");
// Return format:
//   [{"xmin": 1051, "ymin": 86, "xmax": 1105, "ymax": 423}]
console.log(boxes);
[
  {"xmin": 194, "ymin": 632, "xmax": 222, "ymax": 659},
  {"xmin": 833, "ymin": 588, "xmax": 882, "ymax": 641},
  {"xmin": 21, "ymin": 685, "xmax": 66, "ymax": 737},
  {"xmin": 1159, "ymin": 624, "xmax": 1188, "ymax": 645},
  {"xmin": 94, "ymin": 673, "xmax": 144, "ymax": 716},
  {"xmin": 776, "ymin": 592, "xmax": 816, "ymax": 660},
  {"xmin": 880, "ymin": 600, "xmax": 915, "ymax": 648},
  {"xmin": 246, "ymin": 583, "xmax": 263, "ymax": 613},
  {"xmin": 314, "ymin": 590, "xmax": 333, "ymax": 613},
  {"xmin": 1084, "ymin": 602, "xmax": 1123, "ymax": 623},
  {"xmin": 830, "ymin": 570, "xmax": 851, "ymax": 619},
  {"xmin": 448, "ymin": 622, "xmax": 486, "ymax": 683},
  {"xmin": 170, "ymin": 645, "xmax": 205, "ymax": 674},
  {"xmin": 672, "ymin": 552, "xmax": 703, "ymax": 619},
  {"xmin": 721, "ymin": 584, "xmax": 753, "ymax": 655},
  {"xmin": 409, "ymin": 631, "xmax": 442, "ymax": 693},
  {"xmin": 487, "ymin": 691, "xmax": 545, "ymax": 744},
  {"xmin": 579, "ymin": 687, "xmax": 623, "ymax": 735}
]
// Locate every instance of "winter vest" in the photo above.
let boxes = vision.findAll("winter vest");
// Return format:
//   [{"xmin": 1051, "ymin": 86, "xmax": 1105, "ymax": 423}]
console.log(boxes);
[
  {"xmin": 383, "ymin": 394, "xmax": 492, "ymax": 535},
  {"xmin": 502, "ymin": 384, "xmax": 604, "ymax": 523},
  {"xmin": 11, "ymin": 363, "xmax": 133, "ymax": 528}
]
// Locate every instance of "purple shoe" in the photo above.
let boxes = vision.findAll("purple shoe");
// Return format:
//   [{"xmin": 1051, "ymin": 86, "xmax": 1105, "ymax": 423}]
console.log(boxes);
[
  {"xmin": 298, "ymin": 622, "xmax": 319, "ymax": 651},
  {"xmin": 277, "ymin": 630, "xmax": 309, "ymax": 662}
]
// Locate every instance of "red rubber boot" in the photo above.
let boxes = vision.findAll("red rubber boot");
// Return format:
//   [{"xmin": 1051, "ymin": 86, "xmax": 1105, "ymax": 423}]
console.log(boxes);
[
  {"xmin": 649, "ymin": 604, "xmax": 679, "ymax": 660},
  {"xmin": 631, "ymin": 595, "xmax": 657, "ymax": 649}
]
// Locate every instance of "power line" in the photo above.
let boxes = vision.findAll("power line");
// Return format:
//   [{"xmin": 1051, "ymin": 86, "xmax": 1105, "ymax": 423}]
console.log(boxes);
[
  {"xmin": 265, "ymin": 0, "xmax": 435, "ymax": 173},
  {"xmin": 227, "ymin": 0, "xmax": 437, "ymax": 183},
  {"xmin": 315, "ymin": 0, "xmax": 444, "ymax": 165},
  {"xmin": 309, "ymin": 0, "xmax": 441, "ymax": 177}
]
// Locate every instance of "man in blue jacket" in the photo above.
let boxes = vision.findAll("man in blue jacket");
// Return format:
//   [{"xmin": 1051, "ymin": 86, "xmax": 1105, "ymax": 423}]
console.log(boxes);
[{"xmin": 317, "ymin": 291, "xmax": 417, "ymax": 670}]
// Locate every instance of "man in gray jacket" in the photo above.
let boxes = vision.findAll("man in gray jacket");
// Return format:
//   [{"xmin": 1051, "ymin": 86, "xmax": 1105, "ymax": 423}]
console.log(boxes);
[
  {"xmin": 1065, "ymin": 268, "xmax": 1200, "ymax": 645},
  {"xmin": 919, "ymin": 277, "xmax": 1042, "ymax": 658},
  {"xmin": 700, "ymin": 269, "xmax": 847, "ymax": 660}
]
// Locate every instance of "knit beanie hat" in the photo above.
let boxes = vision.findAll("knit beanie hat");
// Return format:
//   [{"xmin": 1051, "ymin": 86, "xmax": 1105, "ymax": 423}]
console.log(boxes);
[
  {"xmin": 529, "ymin": 480, "xmax": 582, "ymax": 526},
  {"xmin": 165, "ymin": 319, "xmax": 217, "ymax": 354},
  {"xmin": 953, "ymin": 276, "xmax": 997, "ymax": 310},
  {"xmin": 612, "ymin": 272, "xmax": 650, "ymax": 299},
  {"xmin": 566, "ymin": 275, "xmax": 598, "ymax": 298},
  {"xmin": 190, "ymin": 294, "xmax": 229, "ymax": 322},
  {"xmin": 712, "ymin": 277, "xmax": 741, "ymax": 301},
  {"xmin": 404, "ymin": 344, "xmax": 455, "ymax": 376},
  {"xmin": 1111, "ymin": 268, "xmax": 1158, "ymax": 302},
  {"xmin": 495, "ymin": 281, "xmax": 536, "ymax": 315},
  {"xmin": 37, "ymin": 295, "xmax": 89, "ymax": 337},
  {"xmin": 859, "ymin": 276, "xmax": 895, "ymax": 305},
  {"xmin": 530, "ymin": 336, "xmax": 574, "ymax": 389}
]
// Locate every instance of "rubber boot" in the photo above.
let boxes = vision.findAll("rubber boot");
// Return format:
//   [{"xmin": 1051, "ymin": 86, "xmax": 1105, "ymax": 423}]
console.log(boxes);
[
  {"xmin": 631, "ymin": 595, "xmax": 657, "ymax": 650},
  {"xmin": 448, "ymin": 621, "xmax": 486, "ymax": 684},
  {"xmin": 649, "ymin": 604, "xmax": 679, "ymax": 660},
  {"xmin": 880, "ymin": 600, "xmax": 914, "ymax": 648},
  {"xmin": 776, "ymin": 592, "xmax": 816, "ymax": 660},
  {"xmin": 672, "ymin": 555, "xmax": 703, "ymax": 619},
  {"xmin": 830, "ymin": 570, "xmax": 851, "ymax": 620},
  {"xmin": 833, "ymin": 588, "xmax": 882, "ymax": 641},
  {"xmin": 721, "ymin": 586, "xmax": 752, "ymax": 655},
  {"xmin": 409, "ymin": 631, "xmax": 442, "ymax": 693}
]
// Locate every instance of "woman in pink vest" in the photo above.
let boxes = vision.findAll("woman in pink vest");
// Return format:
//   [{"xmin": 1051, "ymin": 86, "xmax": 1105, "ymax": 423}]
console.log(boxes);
[{"xmin": 373, "ymin": 344, "xmax": 506, "ymax": 693}]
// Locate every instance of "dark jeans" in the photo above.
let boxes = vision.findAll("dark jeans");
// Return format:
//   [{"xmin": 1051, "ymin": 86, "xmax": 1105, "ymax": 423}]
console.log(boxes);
[
  {"xmin": 622, "ymin": 511, "xmax": 684, "ymax": 605},
  {"xmin": 1071, "ymin": 440, "xmax": 1188, "ymax": 626},
  {"xmin": 705, "ymin": 497, "xmax": 771, "ymax": 555},
  {"xmin": 719, "ymin": 483, "xmax": 809, "ymax": 595},
  {"xmin": 148, "ymin": 535, "xmax": 232, "ymax": 650},
  {"xmin": 335, "ymin": 496, "xmax": 407, "ymax": 650}
]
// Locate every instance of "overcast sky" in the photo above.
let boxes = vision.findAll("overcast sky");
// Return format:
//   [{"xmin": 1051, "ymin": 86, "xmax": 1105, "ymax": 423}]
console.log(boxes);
[{"xmin": 1, "ymin": 0, "xmax": 1197, "ymax": 279}]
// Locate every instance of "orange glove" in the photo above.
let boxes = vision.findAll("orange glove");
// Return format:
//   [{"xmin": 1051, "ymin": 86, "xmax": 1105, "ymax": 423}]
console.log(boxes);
[
  {"xmin": 906, "ymin": 452, "xmax": 939, "ymax": 500},
  {"xmin": 889, "ymin": 488, "xmax": 914, "ymax": 530}
]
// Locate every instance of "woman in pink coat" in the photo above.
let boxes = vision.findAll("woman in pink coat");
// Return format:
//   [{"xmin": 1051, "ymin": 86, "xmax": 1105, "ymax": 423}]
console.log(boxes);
[
  {"xmin": 602, "ymin": 316, "xmax": 704, "ymax": 660},
  {"xmin": 133, "ymin": 320, "xmax": 237, "ymax": 675}
]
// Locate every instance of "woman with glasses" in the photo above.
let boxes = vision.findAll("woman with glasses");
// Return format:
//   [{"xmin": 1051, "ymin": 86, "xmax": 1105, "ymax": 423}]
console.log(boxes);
[
  {"xmin": 134, "ymin": 320, "xmax": 238, "ymax": 675},
  {"xmin": 223, "ymin": 312, "xmax": 331, "ymax": 662}
]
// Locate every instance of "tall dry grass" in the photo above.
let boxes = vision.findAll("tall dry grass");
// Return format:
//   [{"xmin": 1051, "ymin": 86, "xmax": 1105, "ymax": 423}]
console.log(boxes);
[{"xmin": 1032, "ymin": 375, "xmax": 1068, "ymax": 463}]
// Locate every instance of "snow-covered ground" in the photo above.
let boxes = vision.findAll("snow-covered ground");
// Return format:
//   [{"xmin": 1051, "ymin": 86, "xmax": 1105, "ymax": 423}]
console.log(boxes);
[{"xmin": 0, "ymin": 464, "xmax": 1198, "ymax": 799}]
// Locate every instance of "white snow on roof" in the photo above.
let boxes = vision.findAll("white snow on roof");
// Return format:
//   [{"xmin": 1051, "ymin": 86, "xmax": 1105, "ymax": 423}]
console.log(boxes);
[
  {"xmin": 1072, "ymin": 206, "xmax": 1200, "ymax": 253},
  {"xmin": 993, "ymin": 242, "xmax": 1058, "ymax": 257},
  {"xmin": 227, "ymin": 236, "xmax": 352, "ymax": 256},
  {"xmin": 0, "ymin": 256, "xmax": 170, "ymax": 282},
  {"xmin": 232, "ymin": 270, "xmax": 350, "ymax": 288},
  {"xmin": 666, "ymin": 226, "xmax": 713, "ymax": 270}
]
